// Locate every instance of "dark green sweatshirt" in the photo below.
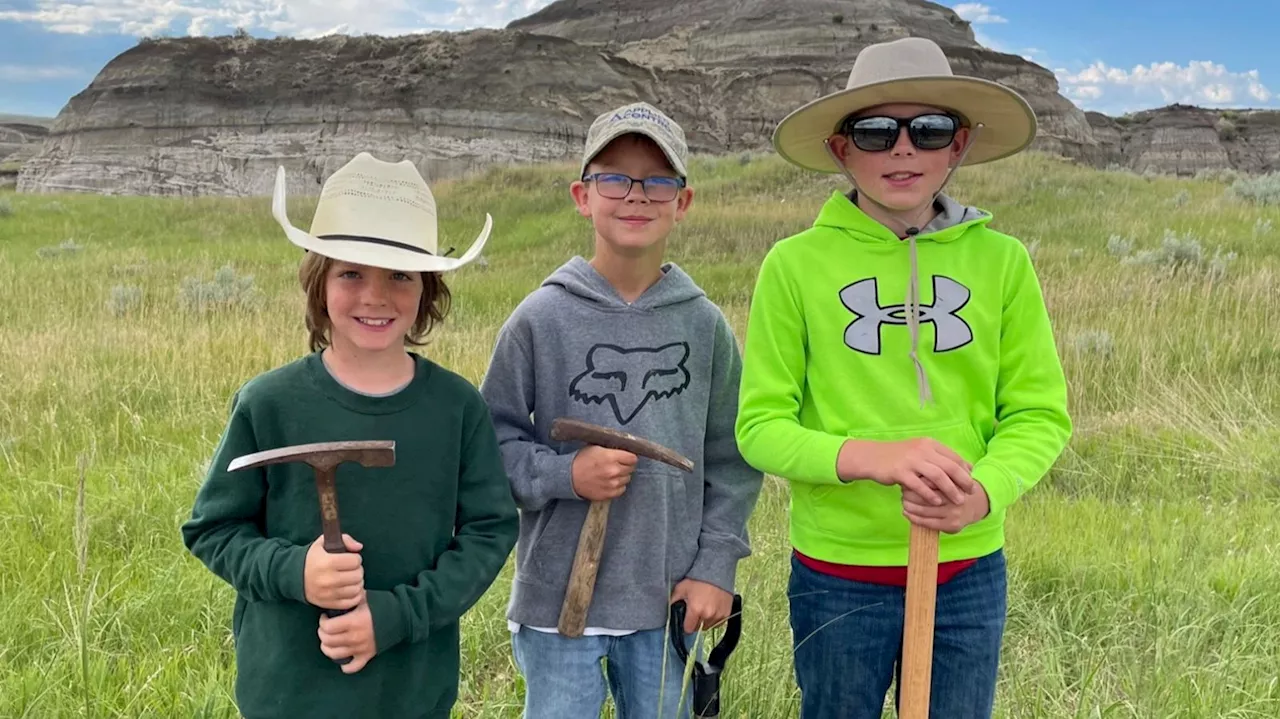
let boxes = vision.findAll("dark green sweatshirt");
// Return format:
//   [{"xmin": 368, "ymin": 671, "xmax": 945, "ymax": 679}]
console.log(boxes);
[{"xmin": 181, "ymin": 351, "xmax": 519, "ymax": 719}]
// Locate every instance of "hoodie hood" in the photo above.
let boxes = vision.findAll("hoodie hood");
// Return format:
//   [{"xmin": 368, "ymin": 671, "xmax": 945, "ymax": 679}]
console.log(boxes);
[
  {"xmin": 815, "ymin": 190, "xmax": 992, "ymax": 244},
  {"xmin": 541, "ymin": 255, "xmax": 707, "ymax": 310}
]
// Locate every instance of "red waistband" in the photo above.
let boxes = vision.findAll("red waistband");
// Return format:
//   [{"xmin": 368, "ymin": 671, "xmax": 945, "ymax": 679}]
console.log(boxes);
[{"xmin": 793, "ymin": 549, "xmax": 977, "ymax": 587}]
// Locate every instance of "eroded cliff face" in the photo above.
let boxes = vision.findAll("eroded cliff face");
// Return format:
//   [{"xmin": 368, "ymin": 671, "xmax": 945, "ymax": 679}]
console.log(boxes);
[
  {"xmin": 1087, "ymin": 105, "xmax": 1280, "ymax": 176},
  {"xmin": 1, "ymin": 121, "xmax": 48, "ymax": 188},
  {"xmin": 19, "ymin": 30, "xmax": 674, "ymax": 195},
  {"xmin": 511, "ymin": 0, "xmax": 1098, "ymax": 158},
  {"xmin": 18, "ymin": 0, "xmax": 1266, "ymax": 196},
  {"xmin": 19, "ymin": 0, "xmax": 1108, "ymax": 196}
]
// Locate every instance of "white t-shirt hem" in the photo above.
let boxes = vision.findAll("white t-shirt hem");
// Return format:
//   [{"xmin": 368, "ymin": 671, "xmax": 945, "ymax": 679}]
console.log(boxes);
[{"xmin": 508, "ymin": 620, "xmax": 637, "ymax": 637}]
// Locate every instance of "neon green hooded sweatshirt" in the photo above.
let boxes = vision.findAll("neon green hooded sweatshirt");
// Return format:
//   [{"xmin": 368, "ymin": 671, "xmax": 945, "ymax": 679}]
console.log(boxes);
[{"xmin": 735, "ymin": 189, "xmax": 1071, "ymax": 566}]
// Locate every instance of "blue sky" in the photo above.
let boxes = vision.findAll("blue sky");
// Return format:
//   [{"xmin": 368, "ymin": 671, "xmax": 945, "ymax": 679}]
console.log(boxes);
[{"xmin": 0, "ymin": 0, "xmax": 1275, "ymax": 119}]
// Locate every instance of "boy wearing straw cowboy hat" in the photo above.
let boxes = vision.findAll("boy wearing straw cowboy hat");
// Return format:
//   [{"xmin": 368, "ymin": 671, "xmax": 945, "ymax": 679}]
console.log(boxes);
[
  {"xmin": 182, "ymin": 152, "xmax": 519, "ymax": 719},
  {"xmin": 734, "ymin": 37, "xmax": 1072, "ymax": 718}
]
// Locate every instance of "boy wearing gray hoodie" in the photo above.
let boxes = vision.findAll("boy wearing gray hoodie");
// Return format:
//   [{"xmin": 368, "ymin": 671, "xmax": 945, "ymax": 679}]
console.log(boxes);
[{"xmin": 480, "ymin": 102, "xmax": 763, "ymax": 718}]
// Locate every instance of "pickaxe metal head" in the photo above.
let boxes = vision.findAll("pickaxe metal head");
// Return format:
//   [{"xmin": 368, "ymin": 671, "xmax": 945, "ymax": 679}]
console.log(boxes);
[
  {"xmin": 550, "ymin": 418, "xmax": 693, "ymax": 473},
  {"xmin": 227, "ymin": 439, "xmax": 395, "ymax": 554}
]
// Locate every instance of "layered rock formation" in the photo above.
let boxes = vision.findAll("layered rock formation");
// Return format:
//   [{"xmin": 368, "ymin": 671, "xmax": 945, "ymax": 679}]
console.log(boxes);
[
  {"xmin": 1087, "ymin": 105, "xmax": 1280, "ymax": 176},
  {"xmin": 510, "ymin": 0, "xmax": 1098, "ymax": 161},
  {"xmin": 19, "ymin": 30, "xmax": 660, "ymax": 195},
  {"xmin": 16, "ymin": 0, "xmax": 1274, "ymax": 195},
  {"xmin": 1, "ymin": 119, "xmax": 49, "ymax": 188},
  {"xmin": 19, "ymin": 0, "xmax": 1107, "ymax": 196}
]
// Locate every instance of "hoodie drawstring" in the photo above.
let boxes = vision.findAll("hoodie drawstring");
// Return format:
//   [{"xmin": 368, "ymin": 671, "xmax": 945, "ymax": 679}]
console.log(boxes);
[
  {"xmin": 905, "ymin": 227, "xmax": 932, "ymax": 405},
  {"xmin": 823, "ymin": 123, "xmax": 983, "ymax": 407}
]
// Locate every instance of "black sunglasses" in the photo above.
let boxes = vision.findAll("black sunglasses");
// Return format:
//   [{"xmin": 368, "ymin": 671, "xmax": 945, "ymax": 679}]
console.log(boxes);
[{"xmin": 839, "ymin": 113, "xmax": 962, "ymax": 153}]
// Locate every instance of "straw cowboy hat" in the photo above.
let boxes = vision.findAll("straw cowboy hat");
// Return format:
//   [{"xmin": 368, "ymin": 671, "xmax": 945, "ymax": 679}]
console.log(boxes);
[
  {"xmin": 773, "ymin": 36, "xmax": 1037, "ymax": 172},
  {"xmin": 271, "ymin": 152, "xmax": 491, "ymax": 272}
]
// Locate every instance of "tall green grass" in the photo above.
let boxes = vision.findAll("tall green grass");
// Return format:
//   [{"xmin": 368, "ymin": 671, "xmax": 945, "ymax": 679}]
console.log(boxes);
[{"xmin": 1, "ymin": 151, "xmax": 1278, "ymax": 717}]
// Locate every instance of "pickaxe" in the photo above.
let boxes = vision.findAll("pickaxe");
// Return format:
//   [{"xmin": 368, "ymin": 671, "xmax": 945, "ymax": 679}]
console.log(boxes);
[
  {"xmin": 549, "ymin": 418, "xmax": 695, "ymax": 638},
  {"xmin": 899, "ymin": 524, "xmax": 938, "ymax": 719},
  {"xmin": 227, "ymin": 439, "xmax": 395, "ymax": 665}
]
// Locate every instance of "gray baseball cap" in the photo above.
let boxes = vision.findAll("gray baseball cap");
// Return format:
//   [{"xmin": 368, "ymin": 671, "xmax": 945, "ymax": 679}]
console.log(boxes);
[{"xmin": 580, "ymin": 102, "xmax": 689, "ymax": 178}]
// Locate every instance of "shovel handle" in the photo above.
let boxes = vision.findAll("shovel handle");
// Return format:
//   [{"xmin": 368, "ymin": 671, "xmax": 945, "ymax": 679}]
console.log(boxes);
[
  {"xmin": 900, "ymin": 524, "xmax": 939, "ymax": 719},
  {"xmin": 669, "ymin": 594, "xmax": 743, "ymax": 719},
  {"xmin": 669, "ymin": 594, "xmax": 744, "ymax": 668}
]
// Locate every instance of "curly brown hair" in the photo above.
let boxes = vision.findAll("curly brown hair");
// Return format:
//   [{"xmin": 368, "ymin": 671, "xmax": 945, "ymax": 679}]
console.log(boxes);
[{"xmin": 297, "ymin": 251, "xmax": 451, "ymax": 353}]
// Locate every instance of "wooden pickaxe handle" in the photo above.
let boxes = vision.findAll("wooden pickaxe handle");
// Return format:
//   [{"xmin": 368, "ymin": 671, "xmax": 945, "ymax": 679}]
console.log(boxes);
[
  {"xmin": 900, "ymin": 523, "xmax": 939, "ymax": 719},
  {"xmin": 557, "ymin": 497, "xmax": 612, "ymax": 636},
  {"xmin": 549, "ymin": 418, "xmax": 694, "ymax": 638}
]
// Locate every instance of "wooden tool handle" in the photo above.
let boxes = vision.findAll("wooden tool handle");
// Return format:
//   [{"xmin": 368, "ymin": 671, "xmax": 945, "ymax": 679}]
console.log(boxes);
[
  {"xmin": 315, "ymin": 467, "xmax": 347, "ymax": 555},
  {"xmin": 900, "ymin": 523, "xmax": 939, "ymax": 719},
  {"xmin": 557, "ymin": 498, "xmax": 612, "ymax": 637}
]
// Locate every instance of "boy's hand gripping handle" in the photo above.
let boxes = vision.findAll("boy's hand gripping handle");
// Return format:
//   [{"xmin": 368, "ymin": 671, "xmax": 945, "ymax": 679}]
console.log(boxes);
[{"xmin": 669, "ymin": 593, "xmax": 744, "ymax": 718}]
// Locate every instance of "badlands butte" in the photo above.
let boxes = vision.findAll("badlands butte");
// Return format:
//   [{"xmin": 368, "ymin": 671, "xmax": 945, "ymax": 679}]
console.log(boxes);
[{"xmin": 12, "ymin": 0, "xmax": 1280, "ymax": 196}]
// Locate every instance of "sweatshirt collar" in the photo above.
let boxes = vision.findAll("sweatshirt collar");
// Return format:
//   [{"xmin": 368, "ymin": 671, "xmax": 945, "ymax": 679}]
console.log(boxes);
[
  {"xmin": 542, "ymin": 256, "xmax": 707, "ymax": 310},
  {"xmin": 305, "ymin": 351, "xmax": 433, "ymax": 414},
  {"xmin": 813, "ymin": 190, "xmax": 992, "ymax": 245}
]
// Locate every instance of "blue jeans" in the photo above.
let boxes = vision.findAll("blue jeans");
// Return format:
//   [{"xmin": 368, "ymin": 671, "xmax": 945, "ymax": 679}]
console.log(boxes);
[
  {"xmin": 511, "ymin": 625, "xmax": 696, "ymax": 719},
  {"xmin": 788, "ymin": 549, "xmax": 1008, "ymax": 719}
]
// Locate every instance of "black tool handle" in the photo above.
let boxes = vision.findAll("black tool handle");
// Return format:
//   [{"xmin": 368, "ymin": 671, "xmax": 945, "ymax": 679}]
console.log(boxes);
[
  {"xmin": 708, "ymin": 593, "xmax": 744, "ymax": 668},
  {"xmin": 669, "ymin": 594, "xmax": 744, "ymax": 718},
  {"xmin": 669, "ymin": 599, "xmax": 692, "ymax": 665},
  {"xmin": 322, "ymin": 606, "xmax": 354, "ymax": 666},
  {"xmin": 692, "ymin": 669, "xmax": 722, "ymax": 718}
]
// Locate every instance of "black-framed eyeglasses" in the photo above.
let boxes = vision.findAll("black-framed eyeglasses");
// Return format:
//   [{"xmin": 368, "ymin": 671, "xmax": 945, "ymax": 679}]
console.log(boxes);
[
  {"xmin": 838, "ymin": 113, "xmax": 962, "ymax": 153},
  {"xmin": 582, "ymin": 173, "xmax": 686, "ymax": 202}
]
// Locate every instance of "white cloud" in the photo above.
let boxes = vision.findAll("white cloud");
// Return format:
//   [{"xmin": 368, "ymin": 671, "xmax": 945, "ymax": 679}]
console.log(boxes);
[
  {"xmin": 952, "ymin": 3, "xmax": 1007, "ymax": 24},
  {"xmin": 1056, "ymin": 60, "xmax": 1276, "ymax": 113},
  {"xmin": 0, "ymin": 64, "xmax": 84, "ymax": 81},
  {"xmin": 186, "ymin": 15, "xmax": 211, "ymax": 37},
  {"xmin": 0, "ymin": 0, "xmax": 278, "ymax": 36},
  {"xmin": 429, "ymin": 0, "xmax": 552, "ymax": 29},
  {"xmin": 0, "ymin": 0, "xmax": 555, "ymax": 37}
]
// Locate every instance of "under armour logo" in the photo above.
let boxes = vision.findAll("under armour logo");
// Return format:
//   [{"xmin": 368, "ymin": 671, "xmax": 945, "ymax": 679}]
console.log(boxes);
[{"xmin": 839, "ymin": 276, "xmax": 973, "ymax": 355}]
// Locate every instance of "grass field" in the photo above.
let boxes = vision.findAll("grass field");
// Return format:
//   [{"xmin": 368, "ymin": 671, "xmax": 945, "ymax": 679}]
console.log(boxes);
[{"xmin": 2, "ymin": 151, "xmax": 1279, "ymax": 718}]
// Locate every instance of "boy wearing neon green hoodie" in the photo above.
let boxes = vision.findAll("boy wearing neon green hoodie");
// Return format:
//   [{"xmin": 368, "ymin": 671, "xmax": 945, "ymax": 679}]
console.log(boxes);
[{"xmin": 735, "ymin": 37, "xmax": 1072, "ymax": 718}]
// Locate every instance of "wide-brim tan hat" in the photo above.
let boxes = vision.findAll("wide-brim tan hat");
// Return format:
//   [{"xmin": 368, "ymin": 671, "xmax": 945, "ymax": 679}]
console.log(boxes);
[
  {"xmin": 272, "ymin": 152, "xmax": 491, "ymax": 273},
  {"xmin": 773, "ymin": 37, "xmax": 1037, "ymax": 172}
]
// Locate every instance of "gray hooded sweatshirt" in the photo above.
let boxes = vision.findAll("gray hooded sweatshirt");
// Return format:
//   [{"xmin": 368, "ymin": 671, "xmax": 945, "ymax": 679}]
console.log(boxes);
[{"xmin": 480, "ymin": 256, "xmax": 764, "ymax": 632}]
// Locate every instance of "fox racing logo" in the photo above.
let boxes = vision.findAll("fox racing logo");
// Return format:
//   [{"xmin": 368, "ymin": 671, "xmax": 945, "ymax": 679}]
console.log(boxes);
[{"xmin": 569, "ymin": 342, "xmax": 691, "ymax": 425}]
